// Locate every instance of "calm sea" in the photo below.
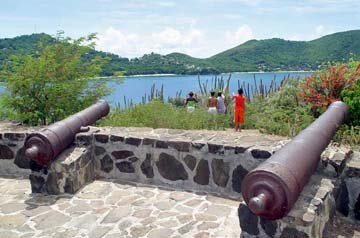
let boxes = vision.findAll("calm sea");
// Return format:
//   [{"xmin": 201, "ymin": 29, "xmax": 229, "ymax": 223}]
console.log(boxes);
[{"xmin": 0, "ymin": 72, "xmax": 312, "ymax": 106}]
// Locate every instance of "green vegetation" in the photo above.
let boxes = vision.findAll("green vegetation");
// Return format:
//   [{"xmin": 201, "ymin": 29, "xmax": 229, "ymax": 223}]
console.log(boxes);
[
  {"xmin": 1, "ymin": 30, "xmax": 360, "ymax": 77},
  {"xmin": 0, "ymin": 32, "xmax": 109, "ymax": 125},
  {"xmin": 100, "ymin": 100, "xmax": 230, "ymax": 130},
  {"xmin": 100, "ymin": 60, "xmax": 360, "ymax": 147}
]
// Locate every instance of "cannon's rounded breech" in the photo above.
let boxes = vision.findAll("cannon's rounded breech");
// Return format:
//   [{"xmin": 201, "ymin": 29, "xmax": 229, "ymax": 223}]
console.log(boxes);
[
  {"xmin": 241, "ymin": 101, "xmax": 348, "ymax": 220},
  {"xmin": 25, "ymin": 100, "xmax": 110, "ymax": 166}
]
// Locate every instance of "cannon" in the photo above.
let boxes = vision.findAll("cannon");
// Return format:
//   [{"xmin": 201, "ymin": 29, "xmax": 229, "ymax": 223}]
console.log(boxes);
[
  {"xmin": 25, "ymin": 100, "xmax": 110, "ymax": 166},
  {"xmin": 241, "ymin": 101, "xmax": 348, "ymax": 220}
]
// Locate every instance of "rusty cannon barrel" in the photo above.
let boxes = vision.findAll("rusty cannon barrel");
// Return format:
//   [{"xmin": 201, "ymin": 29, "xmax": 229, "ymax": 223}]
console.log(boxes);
[
  {"xmin": 241, "ymin": 101, "xmax": 348, "ymax": 220},
  {"xmin": 24, "ymin": 100, "xmax": 110, "ymax": 166}
]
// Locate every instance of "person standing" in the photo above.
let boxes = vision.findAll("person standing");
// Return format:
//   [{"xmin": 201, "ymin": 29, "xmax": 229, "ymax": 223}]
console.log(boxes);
[
  {"xmin": 217, "ymin": 92, "xmax": 226, "ymax": 114},
  {"xmin": 232, "ymin": 88, "xmax": 246, "ymax": 132},
  {"xmin": 185, "ymin": 91, "xmax": 198, "ymax": 112},
  {"xmin": 207, "ymin": 91, "xmax": 218, "ymax": 114}
]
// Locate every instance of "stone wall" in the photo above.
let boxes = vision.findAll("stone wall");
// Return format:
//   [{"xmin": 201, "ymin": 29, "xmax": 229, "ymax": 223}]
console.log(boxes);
[
  {"xmin": 0, "ymin": 127, "xmax": 29, "ymax": 175},
  {"xmin": 79, "ymin": 127, "xmax": 282, "ymax": 199},
  {"xmin": 238, "ymin": 145, "xmax": 354, "ymax": 238},
  {"xmin": 337, "ymin": 151, "xmax": 360, "ymax": 221},
  {"xmin": 0, "ymin": 124, "xmax": 284, "ymax": 199}
]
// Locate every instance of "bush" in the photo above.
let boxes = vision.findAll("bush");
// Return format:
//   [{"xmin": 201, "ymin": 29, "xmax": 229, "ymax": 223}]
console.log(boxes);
[
  {"xmin": 0, "ymin": 32, "xmax": 109, "ymax": 125},
  {"xmin": 99, "ymin": 100, "xmax": 232, "ymax": 130},
  {"xmin": 244, "ymin": 79, "xmax": 314, "ymax": 136},
  {"xmin": 298, "ymin": 62, "xmax": 360, "ymax": 115},
  {"xmin": 341, "ymin": 65, "xmax": 360, "ymax": 126}
]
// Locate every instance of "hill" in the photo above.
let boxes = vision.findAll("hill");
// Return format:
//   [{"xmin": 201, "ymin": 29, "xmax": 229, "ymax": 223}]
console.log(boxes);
[{"xmin": 0, "ymin": 30, "xmax": 359, "ymax": 76}]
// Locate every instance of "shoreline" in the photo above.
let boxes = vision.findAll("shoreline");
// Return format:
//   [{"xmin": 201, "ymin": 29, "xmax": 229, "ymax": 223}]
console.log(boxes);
[{"xmin": 94, "ymin": 70, "xmax": 313, "ymax": 80}]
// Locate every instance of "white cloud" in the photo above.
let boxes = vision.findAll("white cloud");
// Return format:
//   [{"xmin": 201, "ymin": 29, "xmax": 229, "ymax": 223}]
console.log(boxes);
[
  {"xmin": 315, "ymin": 25, "xmax": 325, "ymax": 36},
  {"xmin": 225, "ymin": 25, "xmax": 254, "ymax": 46},
  {"xmin": 96, "ymin": 26, "xmax": 206, "ymax": 58}
]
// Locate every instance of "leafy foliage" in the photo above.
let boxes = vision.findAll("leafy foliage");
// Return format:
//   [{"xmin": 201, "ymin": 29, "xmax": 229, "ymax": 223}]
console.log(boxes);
[
  {"xmin": 244, "ymin": 79, "xmax": 315, "ymax": 136},
  {"xmin": 341, "ymin": 64, "xmax": 360, "ymax": 126},
  {"xmin": 100, "ymin": 100, "xmax": 231, "ymax": 130},
  {"xmin": 298, "ymin": 63, "xmax": 360, "ymax": 114},
  {"xmin": 1, "ymin": 32, "xmax": 109, "ymax": 125}
]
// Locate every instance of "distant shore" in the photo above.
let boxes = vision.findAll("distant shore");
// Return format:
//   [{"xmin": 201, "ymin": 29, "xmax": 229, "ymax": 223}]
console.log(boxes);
[{"xmin": 94, "ymin": 70, "xmax": 313, "ymax": 80}]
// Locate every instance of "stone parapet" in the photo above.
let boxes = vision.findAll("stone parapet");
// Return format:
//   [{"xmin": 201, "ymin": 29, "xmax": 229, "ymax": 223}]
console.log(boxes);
[
  {"xmin": 87, "ymin": 127, "xmax": 284, "ymax": 199},
  {"xmin": 337, "ymin": 151, "xmax": 360, "ymax": 221},
  {"xmin": 239, "ymin": 174, "xmax": 337, "ymax": 238},
  {"xmin": 29, "ymin": 146, "xmax": 94, "ymax": 194}
]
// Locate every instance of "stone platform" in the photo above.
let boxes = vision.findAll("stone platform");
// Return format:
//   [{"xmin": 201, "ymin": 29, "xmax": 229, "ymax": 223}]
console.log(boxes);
[{"xmin": 0, "ymin": 176, "xmax": 240, "ymax": 238}]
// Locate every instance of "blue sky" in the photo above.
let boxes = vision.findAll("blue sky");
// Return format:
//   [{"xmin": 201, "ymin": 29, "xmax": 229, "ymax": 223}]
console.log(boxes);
[{"xmin": 1, "ymin": 0, "xmax": 359, "ymax": 58}]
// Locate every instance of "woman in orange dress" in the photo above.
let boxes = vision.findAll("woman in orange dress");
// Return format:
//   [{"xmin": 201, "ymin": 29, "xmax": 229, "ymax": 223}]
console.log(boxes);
[{"xmin": 232, "ymin": 88, "xmax": 246, "ymax": 132}]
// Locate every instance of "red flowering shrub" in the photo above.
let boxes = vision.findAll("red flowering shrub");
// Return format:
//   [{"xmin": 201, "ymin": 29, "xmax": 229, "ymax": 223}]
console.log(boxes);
[{"xmin": 299, "ymin": 63, "xmax": 360, "ymax": 114}]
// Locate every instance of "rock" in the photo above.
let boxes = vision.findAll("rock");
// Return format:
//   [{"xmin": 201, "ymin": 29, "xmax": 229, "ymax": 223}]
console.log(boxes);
[
  {"xmin": 101, "ymin": 207, "xmax": 132, "ymax": 223},
  {"xmin": 29, "ymin": 174, "xmax": 45, "ymax": 193},
  {"xmin": 110, "ymin": 135, "xmax": 124, "ymax": 142},
  {"xmin": 4, "ymin": 133, "xmax": 25, "ymax": 141},
  {"xmin": 251, "ymin": 149, "xmax": 272, "ymax": 159},
  {"xmin": 170, "ymin": 191, "xmax": 190, "ymax": 201},
  {"xmin": 71, "ymin": 214, "xmax": 98, "ymax": 229},
  {"xmin": 95, "ymin": 134, "xmax": 109, "ymax": 143},
  {"xmin": 206, "ymin": 204, "xmax": 231, "ymax": 217},
  {"xmin": 14, "ymin": 147, "xmax": 30, "ymax": 169},
  {"xmin": 232, "ymin": 164, "xmax": 248, "ymax": 193},
  {"xmin": 235, "ymin": 146, "xmax": 247, "ymax": 154},
  {"xmin": 147, "ymin": 228, "xmax": 174, "ymax": 238},
  {"xmin": 260, "ymin": 217, "xmax": 278, "ymax": 237},
  {"xmin": 197, "ymin": 221, "xmax": 219, "ymax": 230},
  {"xmin": 192, "ymin": 142, "xmax": 205, "ymax": 150},
  {"xmin": 208, "ymin": 143, "xmax": 223, "ymax": 154},
  {"xmin": 0, "ymin": 144, "xmax": 14, "ymax": 160},
  {"xmin": 95, "ymin": 146, "xmax": 106, "ymax": 156},
  {"xmin": 111, "ymin": 150, "xmax": 134, "ymax": 160},
  {"xmin": 154, "ymin": 200, "xmax": 176, "ymax": 210},
  {"xmin": 279, "ymin": 227, "xmax": 309, "ymax": 238},
  {"xmin": 194, "ymin": 159, "xmax": 210, "ymax": 185},
  {"xmin": 355, "ymin": 193, "xmax": 360, "ymax": 220},
  {"xmin": 116, "ymin": 162, "xmax": 135, "ymax": 173},
  {"xmin": 32, "ymin": 211, "xmax": 70, "ymax": 230},
  {"xmin": 0, "ymin": 202, "xmax": 27, "ymax": 214},
  {"xmin": 101, "ymin": 155, "xmax": 114, "ymax": 173},
  {"xmin": 195, "ymin": 213, "xmax": 217, "ymax": 222},
  {"xmin": 141, "ymin": 154, "xmax": 154, "ymax": 178},
  {"xmin": 194, "ymin": 232, "xmax": 210, "ymax": 238},
  {"xmin": 184, "ymin": 155, "xmax": 197, "ymax": 171},
  {"xmin": 168, "ymin": 141, "xmax": 191, "ymax": 152},
  {"xmin": 75, "ymin": 134, "xmax": 92, "ymax": 145},
  {"xmin": 238, "ymin": 203, "xmax": 259, "ymax": 235},
  {"xmin": 46, "ymin": 172, "xmax": 61, "ymax": 194},
  {"xmin": 143, "ymin": 138, "xmax": 155, "ymax": 146},
  {"xmin": 128, "ymin": 156, "xmax": 139, "ymax": 162},
  {"xmin": 184, "ymin": 199, "xmax": 203, "ymax": 207},
  {"xmin": 132, "ymin": 209, "xmax": 152, "ymax": 218},
  {"xmin": 89, "ymin": 226, "xmax": 112, "ymax": 238},
  {"xmin": 130, "ymin": 225, "xmax": 152, "ymax": 237},
  {"xmin": 178, "ymin": 221, "xmax": 197, "ymax": 234},
  {"xmin": 125, "ymin": 137, "xmax": 142, "ymax": 146},
  {"xmin": 155, "ymin": 140, "xmax": 168, "ymax": 149},
  {"xmin": 336, "ymin": 180, "xmax": 349, "ymax": 216},
  {"xmin": 156, "ymin": 153, "xmax": 188, "ymax": 181},
  {"xmin": 211, "ymin": 159, "xmax": 229, "ymax": 187},
  {"xmin": 0, "ymin": 214, "xmax": 27, "ymax": 229}
]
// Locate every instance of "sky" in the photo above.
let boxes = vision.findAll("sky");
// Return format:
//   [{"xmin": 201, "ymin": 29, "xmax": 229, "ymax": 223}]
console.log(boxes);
[{"xmin": 1, "ymin": 0, "xmax": 359, "ymax": 58}]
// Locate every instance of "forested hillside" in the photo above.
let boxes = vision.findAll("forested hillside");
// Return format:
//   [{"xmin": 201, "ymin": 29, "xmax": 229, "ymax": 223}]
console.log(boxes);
[{"xmin": 1, "ymin": 30, "xmax": 359, "ymax": 76}]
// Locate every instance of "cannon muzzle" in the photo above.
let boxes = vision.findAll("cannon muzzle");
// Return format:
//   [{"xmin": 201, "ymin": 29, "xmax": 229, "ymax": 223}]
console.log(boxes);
[
  {"xmin": 241, "ymin": 101, "xmax": 348, "ymax": 220},
  {"xmin": 25, "ymin": 100, "xmax": 110, "ymax": 166}
]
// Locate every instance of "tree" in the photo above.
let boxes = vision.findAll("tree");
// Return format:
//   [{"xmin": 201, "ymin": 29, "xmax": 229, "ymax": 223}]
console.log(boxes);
[{"xmin": 1, "ymin": 32, "xmax": 110, "ymax": 125}]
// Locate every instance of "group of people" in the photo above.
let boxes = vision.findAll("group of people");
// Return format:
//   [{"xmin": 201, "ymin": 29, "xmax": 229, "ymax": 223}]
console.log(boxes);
[{"xmin": 185, "ymin": 89, "xmax": 246, "ymax": 132}]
